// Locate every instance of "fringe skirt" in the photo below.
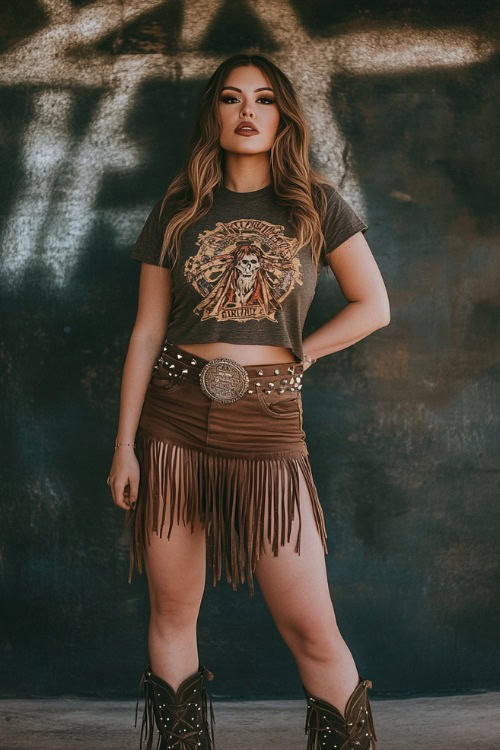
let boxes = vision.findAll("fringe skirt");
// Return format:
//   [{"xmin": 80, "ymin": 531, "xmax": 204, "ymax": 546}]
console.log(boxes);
[{"xmin": 123, "ymin": 339, "xmax": 328, "ymax": 597}]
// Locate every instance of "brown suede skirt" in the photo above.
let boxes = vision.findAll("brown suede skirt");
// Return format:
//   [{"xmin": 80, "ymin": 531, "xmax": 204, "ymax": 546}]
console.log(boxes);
[{"xmin": 123, "ymin": 338, "xmax": 328, "ymax": 597}]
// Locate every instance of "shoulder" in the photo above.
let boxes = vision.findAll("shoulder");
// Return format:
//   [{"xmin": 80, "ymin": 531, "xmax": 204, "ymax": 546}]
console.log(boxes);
[
  {"xmin": 143, "ymin": 193, "xmax": 182, "ymax": 236},
  {"xmin": 157, "ymin": 187, "xmax": 192, "ymax": 227},
  {"xmin": 314, "ymin": 181, "xmax": 369, "ymax": 262},
  {"xmin": 313, "ymin": 181, "xmax": 343, "ymax": 212},
  {"xmin": 137, "ymin": 196, "xmax": 165, "ymax": 230},
  {"xmin": 315, "ymin": 180, "xmax": 367, "ymax": 228},
  {"xmin": 150, "ymin": 196, "xmax": 169, "ymax": 226}
]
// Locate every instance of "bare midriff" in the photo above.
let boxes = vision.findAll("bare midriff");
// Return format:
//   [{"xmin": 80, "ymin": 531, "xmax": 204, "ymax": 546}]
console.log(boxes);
[{"xmin": 175, "ymin": 342, "xmax": 298, "ymax": 366}]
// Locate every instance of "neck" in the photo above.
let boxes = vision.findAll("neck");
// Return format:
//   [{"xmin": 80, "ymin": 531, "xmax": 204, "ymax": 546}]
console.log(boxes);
[{"xmin": 222, "ymin": 153, "xmax": 272, "ymax": 193}]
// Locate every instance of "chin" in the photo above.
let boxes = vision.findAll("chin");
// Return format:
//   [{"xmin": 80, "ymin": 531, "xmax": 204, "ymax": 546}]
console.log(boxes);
[{"xmin": 221, "ymin": 138, "xmax": 270, "ymax": 154}]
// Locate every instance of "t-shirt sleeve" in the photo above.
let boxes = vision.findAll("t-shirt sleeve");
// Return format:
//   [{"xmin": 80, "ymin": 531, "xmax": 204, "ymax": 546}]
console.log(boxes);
[
  {"xmin": 130, "ymin": 198, "xmax": 172, "ymax": 268},
  {"xmin": 320, "ymin": 184, "xmax": 368, "ymax": 266}
]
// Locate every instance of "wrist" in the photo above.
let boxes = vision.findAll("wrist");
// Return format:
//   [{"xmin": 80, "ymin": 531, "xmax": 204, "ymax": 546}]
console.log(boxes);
[{"xmin": 114, "ymin": 440, "xmax": 136, "ymax": 450}]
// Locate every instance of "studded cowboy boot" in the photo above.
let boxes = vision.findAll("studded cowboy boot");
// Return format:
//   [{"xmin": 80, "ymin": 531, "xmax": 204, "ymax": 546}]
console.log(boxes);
[
  {"xmin": 303, "ymin": 674, "xmax": 378, "ymax": 750},
  {"xmin": 134, "ymin": 662, "xmax": 216, "ymax": 749}
]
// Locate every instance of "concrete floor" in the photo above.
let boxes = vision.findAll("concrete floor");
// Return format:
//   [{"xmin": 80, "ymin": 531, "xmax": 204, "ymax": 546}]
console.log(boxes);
[{"xmin": 1, "ymin": 693, "xmax": 499, "ymax": 749}]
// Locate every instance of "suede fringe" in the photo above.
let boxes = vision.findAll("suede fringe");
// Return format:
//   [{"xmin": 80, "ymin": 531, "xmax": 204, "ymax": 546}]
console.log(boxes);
[
  {"xmin": 304, "ymin": 678, "xmax": 378, "ymax": 750},
  {"xmin": 124, "ymin": 430, "xmax": 328, "ymax": 597},
  {"xmin": 134, "ymin": 663, "xmax": 216, "ymax": 750}
]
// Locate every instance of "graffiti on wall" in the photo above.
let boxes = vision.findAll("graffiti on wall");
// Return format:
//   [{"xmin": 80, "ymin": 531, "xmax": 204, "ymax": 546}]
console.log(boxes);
[{"xmin": 0, "ymin": 0, "xmax": 496, "ymax": 286}]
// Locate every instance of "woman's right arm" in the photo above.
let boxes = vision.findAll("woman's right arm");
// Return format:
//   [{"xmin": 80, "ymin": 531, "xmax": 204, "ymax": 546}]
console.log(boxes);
[{"xmin": 108, "ymin": 263, "xmax": 173, "ymax": 511}]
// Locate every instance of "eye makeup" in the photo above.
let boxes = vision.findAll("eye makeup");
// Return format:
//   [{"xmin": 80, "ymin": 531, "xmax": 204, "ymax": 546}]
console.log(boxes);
[{"xmin": 220, "ymin": 95, "xmax": 276, "ymax": 104}]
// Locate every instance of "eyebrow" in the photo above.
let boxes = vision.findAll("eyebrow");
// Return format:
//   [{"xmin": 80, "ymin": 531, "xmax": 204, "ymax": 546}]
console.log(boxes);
[{"xmin": 220, "ymin": 86, "xmax": 274, "ymax": 93}]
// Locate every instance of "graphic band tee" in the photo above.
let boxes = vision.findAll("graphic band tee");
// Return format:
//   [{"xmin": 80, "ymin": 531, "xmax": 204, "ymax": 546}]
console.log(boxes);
[{"xmin": 130, "ymin": 182, "xmax": 368, "ymax": 363}]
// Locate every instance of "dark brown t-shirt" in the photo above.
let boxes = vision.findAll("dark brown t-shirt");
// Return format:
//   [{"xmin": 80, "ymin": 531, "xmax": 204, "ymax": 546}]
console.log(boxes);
[{"xmin": 130, "ymin": 182, "xmax": 368, "ymax": 362}]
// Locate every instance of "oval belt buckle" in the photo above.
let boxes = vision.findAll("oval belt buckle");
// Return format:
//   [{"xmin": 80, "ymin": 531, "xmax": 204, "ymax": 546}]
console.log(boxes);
[{"xmin": 199, "ymin": 357, "xmax": 250, "ymax": 403}]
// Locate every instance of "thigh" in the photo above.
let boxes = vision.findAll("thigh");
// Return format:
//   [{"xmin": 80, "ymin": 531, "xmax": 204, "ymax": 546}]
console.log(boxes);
[
  {"xmin": 254, "ymin": 468, "xmax": 337, "ymax": 642},
  {"xmin": 143, "ymin": 447, "xmax": 207, "ymax": 611}
]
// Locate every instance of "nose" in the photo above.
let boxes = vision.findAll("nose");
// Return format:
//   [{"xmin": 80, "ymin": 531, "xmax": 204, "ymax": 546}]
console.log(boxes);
[{"xmin": 240, "ymin": 104, "xmax": 255, "ymax": 118}]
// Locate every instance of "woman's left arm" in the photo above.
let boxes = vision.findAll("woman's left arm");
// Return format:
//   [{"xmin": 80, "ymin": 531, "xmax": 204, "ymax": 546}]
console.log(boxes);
[{"xmin": 302, "ymin": 231, "xmax": 391, "ymax": 365}]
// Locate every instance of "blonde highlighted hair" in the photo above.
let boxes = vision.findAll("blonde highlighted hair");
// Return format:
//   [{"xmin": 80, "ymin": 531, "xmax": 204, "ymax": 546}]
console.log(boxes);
[{"xmin": 157, "ymin": 53, "xmax": 337, "ymax": 271}]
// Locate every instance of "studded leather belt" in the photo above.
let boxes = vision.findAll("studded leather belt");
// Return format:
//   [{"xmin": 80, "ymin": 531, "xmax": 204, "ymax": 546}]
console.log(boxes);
[{"xmin": 153, "ymin": 338, "xmax": 305, "ymax": 404}]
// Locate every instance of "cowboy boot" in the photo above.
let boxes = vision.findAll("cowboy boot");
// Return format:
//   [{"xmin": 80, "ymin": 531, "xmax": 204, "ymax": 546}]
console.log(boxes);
[
  {"xmin": 303, "ymin": 674, "xmax": 378, "ymax": 750},
  {"xmin": 134, "ymin": 661, "xmax": 216, "ymax": 749}
]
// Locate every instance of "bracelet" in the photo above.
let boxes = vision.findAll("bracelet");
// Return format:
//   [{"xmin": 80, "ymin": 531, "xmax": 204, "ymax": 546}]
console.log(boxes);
[
  {"xmin": 303, "ymin": 353, "xmax": 317, "ymax": 365},
  {"xmin": 114, "ymin": 441, "xmax": 136, "ymax": 449}
]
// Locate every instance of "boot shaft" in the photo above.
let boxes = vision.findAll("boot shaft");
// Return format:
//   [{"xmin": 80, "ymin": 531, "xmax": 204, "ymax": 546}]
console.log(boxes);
[
  {"xmin": 134, "ymin": 662, "xmax": 217, "ymax": 750},
  {"xmin": 303, "ymin": 675, "xmax": 378, "ymax": 750}
]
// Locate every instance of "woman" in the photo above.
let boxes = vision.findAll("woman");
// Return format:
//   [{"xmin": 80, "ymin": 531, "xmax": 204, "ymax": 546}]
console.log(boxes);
[{"xmin": 108, "ymin": 53, "xmax": 389, "ymax": 750}]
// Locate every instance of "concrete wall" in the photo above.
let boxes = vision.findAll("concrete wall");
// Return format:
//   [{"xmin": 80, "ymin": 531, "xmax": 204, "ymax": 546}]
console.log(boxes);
[{"xmin": 1, "ymin": 0, "xmax": 499, "ymax": 698}]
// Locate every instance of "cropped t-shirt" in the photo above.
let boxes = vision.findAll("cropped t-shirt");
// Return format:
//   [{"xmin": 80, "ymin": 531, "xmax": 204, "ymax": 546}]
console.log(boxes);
[{"xmin": 130, "ymin": 182, "xmax": 368, "ymax": 363}]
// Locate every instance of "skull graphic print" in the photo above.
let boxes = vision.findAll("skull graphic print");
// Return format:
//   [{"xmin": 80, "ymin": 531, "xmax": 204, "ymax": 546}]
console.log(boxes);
[{"xmin": 183, "ymin": 218, "xmax": 303, "ymax": 323}]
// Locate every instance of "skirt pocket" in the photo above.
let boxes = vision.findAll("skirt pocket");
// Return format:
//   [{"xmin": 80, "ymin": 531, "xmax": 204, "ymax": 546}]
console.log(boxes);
[
  {"xmin": 257, "ymin": 389, "xmax": 301, "ymax": 419},
  {"xmin": 148, "ymin": 367, "xmax": 189, "ymax": 394}
]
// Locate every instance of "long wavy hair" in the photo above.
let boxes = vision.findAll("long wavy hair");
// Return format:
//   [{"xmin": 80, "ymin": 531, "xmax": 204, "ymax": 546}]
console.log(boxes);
[{"xmin": 156, "ymin": 53, "xmax": 337, "ymax": 271}]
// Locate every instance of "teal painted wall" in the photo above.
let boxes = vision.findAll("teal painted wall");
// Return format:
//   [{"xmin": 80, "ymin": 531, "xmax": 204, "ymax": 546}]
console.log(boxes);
[{"xmin": 1, "ymin": 0, "xmax": 499, "ymax": 697}]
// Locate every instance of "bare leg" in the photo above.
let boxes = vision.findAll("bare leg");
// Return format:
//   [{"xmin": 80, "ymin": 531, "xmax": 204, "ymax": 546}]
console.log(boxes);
[
  {"xmin": 253, "ymin": 468, "xmax": 359, "ymax": 717},
  {"xmin": 143, "ymin": 451, "xmax": 207, "ymax": 691}
]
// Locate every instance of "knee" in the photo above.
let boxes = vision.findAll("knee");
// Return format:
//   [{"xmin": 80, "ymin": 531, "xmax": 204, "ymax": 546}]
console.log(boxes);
[
  {"xmin": 150, "ymin": 591, "xmax": 201, "ymax": 631},
  {"xmin": 283, "ymin": 615, "xmax": 343, "ymax": 660}
]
